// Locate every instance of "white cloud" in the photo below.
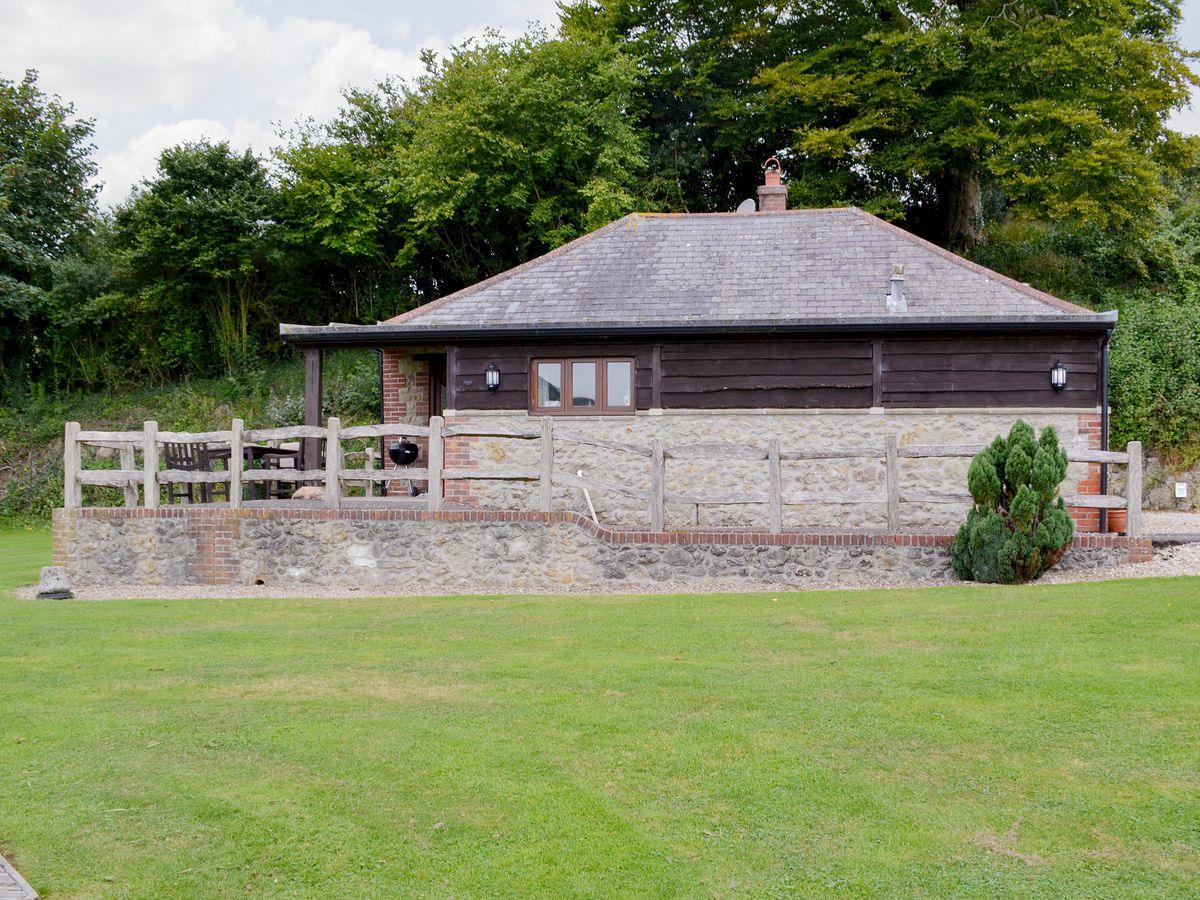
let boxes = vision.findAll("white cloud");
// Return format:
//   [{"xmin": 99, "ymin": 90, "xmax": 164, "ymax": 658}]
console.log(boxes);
[{"xmin": 0, "ymin": 0, "xmax": 433, "ymax": 205}]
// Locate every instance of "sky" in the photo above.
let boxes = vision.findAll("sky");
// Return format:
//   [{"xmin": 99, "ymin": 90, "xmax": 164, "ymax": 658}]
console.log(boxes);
[{"xmin": 2, "ymin": 0, "xmax": 1199, "ymax": 208}]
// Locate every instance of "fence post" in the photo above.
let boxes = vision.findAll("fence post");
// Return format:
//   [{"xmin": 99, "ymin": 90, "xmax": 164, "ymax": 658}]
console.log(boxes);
[
  {"xmin": 428, "ymin": 415, "xmax": 444, "ymax": 511},
  {"xmin": 365, "ymin": 445, "xmax": 376, "ymax": 497},
  {"xmin": 650, "ymin": 438, "xmax": 665, "ymax": 532},
  {"xmin": 229, "ymin": 418, "xmax": 243, "ymax": 509},
  {"xmin": 1126, "ymin": 440, "xmax": 1143, "ymax": 537},
  {"xmin": 767, "ymin": 441, "xmax": 782, "ymax": 534},
  {"xmin": 325, "ymin": 417, "xmax": 341, "ymax": 509},
  {"xmin": 143, "ymin": 421, "xmax": 159, "ymax": 509},
  {"xmin": 539, "ymin": 417, "xmax": 554, "ymax": 512},
  {"xmin": 119, "ymin": 444, "xmax": 138, "ymax": 507},
  {"xmin": 63, "ymin": 422, "xmax": 81, "ymax": 510},
  {"xmin": 885, "ymin": 434, "xmax": 900, "ymax": 531}
]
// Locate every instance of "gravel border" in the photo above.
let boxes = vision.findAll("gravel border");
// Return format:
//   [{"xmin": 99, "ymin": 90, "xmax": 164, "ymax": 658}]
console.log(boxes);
[{"xmin": 15, "ymin": 541, "xmax": 1199, "ymax": 601}]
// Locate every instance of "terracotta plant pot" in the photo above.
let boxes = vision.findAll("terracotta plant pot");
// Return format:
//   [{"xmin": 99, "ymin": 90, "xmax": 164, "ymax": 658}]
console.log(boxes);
[{"xmin": 1106, "ymin": 509, "xmax": 1127, "ymax": 534}]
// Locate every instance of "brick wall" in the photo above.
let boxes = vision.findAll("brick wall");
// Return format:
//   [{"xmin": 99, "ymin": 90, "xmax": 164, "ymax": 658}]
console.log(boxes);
[
  {"xmin": 381, "ymin": 349, "xmax": 431, "ymax": 497},
  {"xmin": 1068, "ymin": 411, "xmax": 1103, "ymax": 533}
]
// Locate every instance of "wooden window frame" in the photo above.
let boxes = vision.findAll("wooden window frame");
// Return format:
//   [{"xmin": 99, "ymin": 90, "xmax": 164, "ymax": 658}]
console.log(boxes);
[{"xmin": 530, "ymin": 357, "xmax": 636, "ymax": 415}]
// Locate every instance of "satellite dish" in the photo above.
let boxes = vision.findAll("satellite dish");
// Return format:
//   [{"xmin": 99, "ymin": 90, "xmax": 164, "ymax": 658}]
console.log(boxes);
[{"xmin": 736, "ymin": 198, "xmax": 756, "ymax": 213}]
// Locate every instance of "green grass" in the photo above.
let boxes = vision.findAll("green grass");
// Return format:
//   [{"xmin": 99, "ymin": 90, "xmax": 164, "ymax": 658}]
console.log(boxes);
[
  {"xmin": 0, "ymin": 531, "xmax": 1197, "ymax": 895},
  {"xmin": 0, "ymin": 525, "xmax": 51, "ymax": 593}
]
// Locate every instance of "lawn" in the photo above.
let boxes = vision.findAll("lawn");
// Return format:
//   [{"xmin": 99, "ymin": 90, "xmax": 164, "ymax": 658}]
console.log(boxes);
[{"xmin": 0, "ymin": 530, "xmax": 1197, "ymax": 896}]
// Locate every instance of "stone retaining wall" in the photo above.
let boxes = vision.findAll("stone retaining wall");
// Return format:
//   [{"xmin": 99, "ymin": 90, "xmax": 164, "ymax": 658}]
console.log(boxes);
[{"xmin": 53, "ymin": 507, "xmax": 1152, "ymax": 593}]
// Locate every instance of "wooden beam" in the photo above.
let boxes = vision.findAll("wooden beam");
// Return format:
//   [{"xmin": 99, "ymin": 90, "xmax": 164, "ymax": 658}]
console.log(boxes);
[
  {"xmin": 871, "ymin": 339, "xmax": 883, "ymax": 407},
  {"xmin": 303, "ymin": 347, "xmax": 323, "ymax": 468},
  {"xmin": 445, "ymin": 346, "xmax": 457, "ymax": 411},
  {"xmin": 1126, "ymin": 441, "xmax": 1143, "ymax": 536},
  {"xmin": 428, "ymin": 416, "xmax": 444, "ymax": 511},
  {"xmin": 651, "ymin": 344, "xmax": 663, "ymax": 409},
  {"xmin": 143, "ymin": 421, "xmax": 159, "ymax": 509},
  {"xmin": 885, "ymin": 434, "xmax": 900, "ymax": 530},
  {"xmin": 325, "ymin": 417, "xmax": 341, "ymax": 509},
  {"xmin": 63, "ymin": 422, "xmax": 81, "ymax": 509},
  {"xmin": 229, "ymin": 418, "xmax": 243, "ymax": 508},
  {"xmin": 119, "ymin": 444, "xmax": 138, "ymax": 507}
]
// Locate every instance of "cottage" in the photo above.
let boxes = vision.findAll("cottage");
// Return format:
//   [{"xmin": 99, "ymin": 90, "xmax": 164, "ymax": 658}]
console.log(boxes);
[{"xmin": 281, "ymin": 165, "xmax": 1116, "ymax": 533}]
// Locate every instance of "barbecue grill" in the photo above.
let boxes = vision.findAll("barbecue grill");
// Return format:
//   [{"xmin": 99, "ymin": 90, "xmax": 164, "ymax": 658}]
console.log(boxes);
[{"xmin": 388, "ymin": 438, "xmax": 422, "ymax": 497}]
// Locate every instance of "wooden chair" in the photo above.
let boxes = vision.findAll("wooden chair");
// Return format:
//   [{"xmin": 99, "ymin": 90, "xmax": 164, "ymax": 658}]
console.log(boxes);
[{"xmin": 162, "ymin": 442, "xmax": 228, "ymax": 504}]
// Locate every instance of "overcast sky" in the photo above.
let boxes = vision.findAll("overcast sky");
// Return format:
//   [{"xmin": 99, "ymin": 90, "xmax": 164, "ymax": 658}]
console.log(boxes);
[{"xmin": 2, "ymin": 0, "xmax": 1198, "ymax": 207}]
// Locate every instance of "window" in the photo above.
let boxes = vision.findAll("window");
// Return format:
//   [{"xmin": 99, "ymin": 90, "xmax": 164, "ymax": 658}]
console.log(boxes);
[{"xmin": 531, "ymin": 358, "xmax": 635, "ymax": 414}]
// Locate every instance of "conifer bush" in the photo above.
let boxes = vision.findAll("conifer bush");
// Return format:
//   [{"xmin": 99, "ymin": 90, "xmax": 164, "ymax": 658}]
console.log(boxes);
[{"xmin": 951, "ymin": 420, "xmax": 1075, "ymax": 584}]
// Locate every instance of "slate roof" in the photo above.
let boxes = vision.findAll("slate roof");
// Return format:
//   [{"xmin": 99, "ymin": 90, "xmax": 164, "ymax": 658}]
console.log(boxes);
[{"xmin": 281, "ymin": 208, "xmax": 1113, "ymax": 343}]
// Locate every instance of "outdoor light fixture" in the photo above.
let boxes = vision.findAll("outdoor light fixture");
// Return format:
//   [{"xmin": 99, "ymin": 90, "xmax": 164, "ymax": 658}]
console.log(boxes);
[
  {"xmin": 1050, "ymin": 360, "xmax": 1068, "ymax": 391},
  {"xmin": 484, "ymin": 362, "xmax": 501, "ymax": 392}
]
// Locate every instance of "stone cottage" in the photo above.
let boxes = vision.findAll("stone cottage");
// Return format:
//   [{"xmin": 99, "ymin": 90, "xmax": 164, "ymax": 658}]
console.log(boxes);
[{"xmin": 281, "ymin": 165, "xmax": 1116, "ymax": 532}]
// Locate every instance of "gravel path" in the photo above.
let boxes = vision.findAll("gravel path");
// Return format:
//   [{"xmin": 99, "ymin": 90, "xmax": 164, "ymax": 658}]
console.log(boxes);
[
  {"xmin": 16, "ymin": 541, "xmax": 1200, "ymax": 601},
  {"xmin": 1143, "ymin": 510, "xmax": 1200, "ymax": 534}
]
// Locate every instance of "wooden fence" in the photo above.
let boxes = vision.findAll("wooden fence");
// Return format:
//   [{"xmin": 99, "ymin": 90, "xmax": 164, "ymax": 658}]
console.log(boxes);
[{"xmin": 62, "ymin": 417, "xmax": 1145, "ymax": 536}]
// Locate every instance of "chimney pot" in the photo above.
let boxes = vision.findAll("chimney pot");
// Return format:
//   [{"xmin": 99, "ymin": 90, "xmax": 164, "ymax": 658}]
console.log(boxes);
[{"xmin": 757, "ymin": 156, "xmax": 787, "ymax": 212}]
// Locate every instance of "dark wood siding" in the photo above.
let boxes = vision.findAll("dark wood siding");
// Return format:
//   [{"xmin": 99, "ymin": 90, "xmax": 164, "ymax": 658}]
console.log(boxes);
[
  {"xmin": 453, "ymin": 342, "xmax": 654, "ymax": 411},
  {"xmin": 660, "ymin": 339, "xmax": 873, "ymax": 409},
  {"xmin": 447, "ymin": 332, "xmax": 1102, "ymax": 411},
  {"xmin": 881, "ymin": 335, "xmax": 1100, "ymax": 408}
]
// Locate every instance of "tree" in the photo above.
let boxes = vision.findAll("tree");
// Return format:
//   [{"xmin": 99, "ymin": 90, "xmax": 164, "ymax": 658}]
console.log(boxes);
[
  {"xmin": 951, "ymin": 420, "xmax": 1075, "ymax": 583},
  {"xmin": 569, "ymin": 0, "xmax": 1197, "ymax": 248},
  {"xmin": 276, "ymin": 83, "xmax": 417, "ymax": 325},
  {"xmin": 396, "ymin": 30, "xmax": 647, "ymax": 292},
  {"xmin": 115, "ymin": 141, "xmax": 281, "ymax": 374},
  {"xmin": 0, "ymin": 69, "xmax": 98, "ymax": 391}
]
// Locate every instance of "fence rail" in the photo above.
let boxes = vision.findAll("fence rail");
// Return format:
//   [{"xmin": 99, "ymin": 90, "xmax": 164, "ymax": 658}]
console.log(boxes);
[{"xmin": 62, "ymin": 417, "xmax": 1145, "ymax": 536}]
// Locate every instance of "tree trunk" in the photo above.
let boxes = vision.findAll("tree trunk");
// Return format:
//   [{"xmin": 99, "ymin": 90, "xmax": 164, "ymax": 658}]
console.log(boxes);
[{"xmin": 943, "ymin": 166, "xmax": 983, "ymax": 251}]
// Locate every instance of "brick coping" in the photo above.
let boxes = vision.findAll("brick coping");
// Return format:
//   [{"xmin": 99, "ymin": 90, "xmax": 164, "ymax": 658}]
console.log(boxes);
[{"xmin": 56, "ymin": 506, "xmax": 1151, "ymax": 552}]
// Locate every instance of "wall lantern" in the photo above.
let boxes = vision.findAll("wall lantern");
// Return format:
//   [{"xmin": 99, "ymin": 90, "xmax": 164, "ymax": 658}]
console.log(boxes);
[
  {"xmin": 484, "ymin": 362, "xmax": 501, "ymax": 392},
  {"xmin": 1050, "ymin": 360, "xmax": 1068, "ymax": 391}
]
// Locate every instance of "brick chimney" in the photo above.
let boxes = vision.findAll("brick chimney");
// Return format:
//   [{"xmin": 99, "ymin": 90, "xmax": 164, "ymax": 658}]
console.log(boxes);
[{"xmin": 757, "ymin": 157, "xmax": 787, "ymax": 212}]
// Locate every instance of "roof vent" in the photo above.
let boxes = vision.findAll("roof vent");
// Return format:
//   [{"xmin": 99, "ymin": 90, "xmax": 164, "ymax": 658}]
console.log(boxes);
[{"xmin": 887, "ymin": 264, "xmax": 907, "ymax": 313}]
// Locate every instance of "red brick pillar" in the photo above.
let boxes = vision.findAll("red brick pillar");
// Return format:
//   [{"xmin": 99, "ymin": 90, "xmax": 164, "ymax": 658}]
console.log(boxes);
[
  {"xmin": 381, "ymin": 349, "xmax": 431, "ymax": 497},
  {"xmin": 1068, "ymin": 412, "xmax": 1103, "ymax": 533}
]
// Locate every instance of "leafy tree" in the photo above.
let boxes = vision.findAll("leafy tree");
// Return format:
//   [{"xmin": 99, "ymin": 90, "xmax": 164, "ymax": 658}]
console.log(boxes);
[
  {"xmin": 276, "ymin": 83, "xmax": 416, "ymax": 325},
  {"xmin": 396, "ymin": 30, "xmax": 647, "ymax": 292},
  {"xmin": 0, "ymin": 69, "xmax": 98, "ymax": 391},
  {"xmin": 761, "ymin": 0, "xmax": 1197, "ymax": 248},
  {"xmin": 951, "ymin": 420, "xmax": 1075, "ymax": 583},
  {"xmin": 570, "ymin": 0, "xmax": 1197, "ymax": 248},
  {"xmin": 114, "ymin": 141, "xmax": 281, "ymax": 374}
]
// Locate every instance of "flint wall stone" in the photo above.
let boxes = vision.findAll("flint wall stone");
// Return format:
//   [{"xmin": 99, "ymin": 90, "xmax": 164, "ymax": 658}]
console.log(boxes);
[
  {"xmin": 54, "ymin": 508, "xmax": 1148, "ymax": 592},
  {"xmin": 444, "ymin": 408, "xmax": 1098, "ymax": 530}
]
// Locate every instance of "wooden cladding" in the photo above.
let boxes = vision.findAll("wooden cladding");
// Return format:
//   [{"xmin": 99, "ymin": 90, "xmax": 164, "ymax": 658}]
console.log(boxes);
[
  {"xmin": 448, "ymin": 333, "xmax": 1101, "ymax": 412},
  {"xmin": 880, "ymin": 336, "xmax": 1100, "ymax": 408},
  {"xmin": 660, "ymin": 339, "xmax": 873, "ymax": 409}
]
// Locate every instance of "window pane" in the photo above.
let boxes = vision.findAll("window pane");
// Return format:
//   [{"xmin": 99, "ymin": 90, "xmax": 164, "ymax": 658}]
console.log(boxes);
[
  {"xmin": 606, "ymin": 361, "xmax": 632, "ymax": 408},
  {"xmin": 572, "ymin": 362, "xmax": 597, "ymax": 407},
  {"xmin": 536, "ymin": 362, "xmax": 562, "ymax": 407}
]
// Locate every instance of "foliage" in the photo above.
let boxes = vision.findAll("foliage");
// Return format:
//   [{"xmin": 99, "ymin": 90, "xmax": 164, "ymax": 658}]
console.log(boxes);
[
  {"xmin": 570, "ymin": 0, "xmax": 1197, "ymax": 248},
  {"xmin": 1108, "ymin": 295, "xmax": 1200, "ymax": 465},
  {"xmin": 951, "ymin": 420, "xmax": 1074, "ymax": 584},
  {"xmin": 114, "ymin": 141, "xmax": 282, "ymax": 374},
  {"xmin": 0, "ymin": 69, "xmax": 98, "ymax": 390}
]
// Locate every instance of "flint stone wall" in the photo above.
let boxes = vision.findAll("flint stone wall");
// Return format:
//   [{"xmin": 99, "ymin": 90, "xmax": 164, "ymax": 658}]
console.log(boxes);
[
  {"xmin": 54, "ymin": 508, "xmax": 1150, "ymax": 592},
  {"xmin": 444, "ymin": 408, "xmax": 1098, "ymax": 530}
]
